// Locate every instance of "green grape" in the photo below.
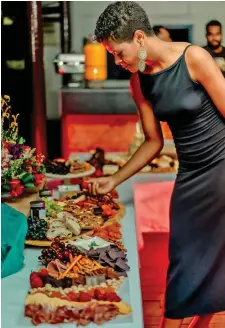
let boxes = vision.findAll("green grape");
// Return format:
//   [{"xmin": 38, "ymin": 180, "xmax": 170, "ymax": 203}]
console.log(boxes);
[{"xmin": 40, "ymin": 220, "xmax": 47, "ymax": 227}]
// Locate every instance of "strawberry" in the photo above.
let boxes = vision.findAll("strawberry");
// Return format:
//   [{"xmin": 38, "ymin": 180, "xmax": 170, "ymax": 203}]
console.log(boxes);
[
  {"xmin": 30, "ymin": 272, "xmax": 39, "ymax": 281},
  {"xmin": 87, "ymin": 289, "xmax": 95, "ymax": 298},
  {"xmin": 95, "ymin": 169, "xmax": 103, "ymax": 177},
  {"xmin": 106, "ymin": 292, "xmax": 121, "ymax": 302},
  {"xmin": 79, "ymin": 291, "xmax": 92, "ymax": 302},
  {"xmin": 81, "ymin": 181, "xmax": 89, "ymax": 190},
  {"xmin": 110, "ymin": 190, "xmax": 119, "ymax": 199},
  {"xmin": 94, "ymin": 289, "xmax": 106, "ymax": 301},
  {"xmin": 39, "ymin": 268, "xmax": 49, "ymax": 277},
  {"xmin": 30, "ymin": 276, "xmax": 43, "ymax": 288},
  {"xmin": 67, "ymin": 291, "xmax": 78, "ymax": 302}
]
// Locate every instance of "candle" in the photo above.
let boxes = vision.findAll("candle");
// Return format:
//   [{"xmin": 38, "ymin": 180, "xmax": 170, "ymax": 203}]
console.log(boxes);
[{"xmin": 84, "ymin": 43, "xmax": 107, "ymax": 81}]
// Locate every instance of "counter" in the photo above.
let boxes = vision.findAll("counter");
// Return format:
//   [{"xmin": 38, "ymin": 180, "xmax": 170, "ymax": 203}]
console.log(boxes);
[
  {"xmin": 60, "ymin": 84, "xmax": 173, "ymax": 158},
  {"xmin": 60, "ymin": 84, "xmax": 139, "ymax": 157},
  {"xmin": 60, "ymin": 86, "xmax": 137, "ymax": 115}
]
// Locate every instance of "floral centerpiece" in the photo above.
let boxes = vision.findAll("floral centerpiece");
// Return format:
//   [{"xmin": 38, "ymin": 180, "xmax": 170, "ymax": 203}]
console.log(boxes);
[{"xmin": 1, "ymin": 95, "xmax": 46, "ymax": 198}]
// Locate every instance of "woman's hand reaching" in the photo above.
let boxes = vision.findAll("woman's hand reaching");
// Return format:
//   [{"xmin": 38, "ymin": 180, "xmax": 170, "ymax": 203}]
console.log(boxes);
[{"xmin": 87, "ymin": 176, "xmax": 117, "ymax": 195}]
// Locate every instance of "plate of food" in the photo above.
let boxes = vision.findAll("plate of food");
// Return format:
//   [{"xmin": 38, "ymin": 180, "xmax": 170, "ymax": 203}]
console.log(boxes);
[
  {"xmin": 45, "ymin": 157, "xmax": 95, "ymax": 179},
  {"xmin": 25, "ymin": 191, "xmax": 126, "ymax": 247}
]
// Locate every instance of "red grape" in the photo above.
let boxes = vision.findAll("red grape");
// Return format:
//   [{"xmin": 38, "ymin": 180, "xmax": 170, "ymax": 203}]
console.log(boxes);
[
  {"xmin": 59, "ymin": 242, "xmax": 65, "ymax": 248},
  {"xmin": 63, "ymin": 251, "xmax": 69, "ymax": 258},
  {"xmin": 51, "ymin": 243, "xmax": 58, "ymax": 249},
  {"xmin": 58, "ymin": 254, "xmax": 63, "ymax": 261}
]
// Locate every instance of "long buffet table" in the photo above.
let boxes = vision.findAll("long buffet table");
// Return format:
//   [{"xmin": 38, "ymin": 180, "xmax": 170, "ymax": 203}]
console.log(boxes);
[
  {"xmin": 2, "ymin": 193, "xmax": 143, "ymax": 328},
  {"xmin": 2, "ymin": 153, "xmax": 177, "ymax": 328}
]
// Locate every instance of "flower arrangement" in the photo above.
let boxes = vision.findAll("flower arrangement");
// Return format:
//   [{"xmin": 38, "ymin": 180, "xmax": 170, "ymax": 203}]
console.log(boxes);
[{"xmin": 1, "ymin": 95, "xmax": 46, "ymax": 198}]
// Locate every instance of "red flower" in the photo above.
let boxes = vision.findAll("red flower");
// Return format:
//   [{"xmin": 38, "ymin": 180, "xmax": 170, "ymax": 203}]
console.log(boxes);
[
  {"xmin": 22, "ymin": 146, "xmax": 30, "ymax": 152},
  {"xmin": 26, "ymin": 167, "xmax": 33, "ymax": 174},
  {"xmin": 8, "ymin": 180, "xmax": 24, "ymax": 197},
  {"xmin": 34, "ymin": 173, "xmax": 45, "ymax": 186},
  {"xmin": 24, "ymin": 160, "xmax": 33, "ymax": 167},
  {"xmin": 2, "ymin": 140, "xmax": 10, "ymax": 150},
  {"xmin": 36, "ymin": 154, "xmax": 45, "ymax": 164}
]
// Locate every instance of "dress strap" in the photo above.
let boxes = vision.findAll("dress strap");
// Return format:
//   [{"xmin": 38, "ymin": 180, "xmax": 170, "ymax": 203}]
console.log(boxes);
[{"xmin": 183, "ymin": 44, "xmax": 193, "ymax": 55}]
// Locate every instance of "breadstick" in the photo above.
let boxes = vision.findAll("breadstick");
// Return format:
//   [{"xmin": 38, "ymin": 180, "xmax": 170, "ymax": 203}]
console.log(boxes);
[
  {"xmin": 69, "ymin": 253, "xmax": 74, "ymax": 263},
  {"xmin": 62, "ymin": 255, "xmax": 82, "ymax": 278}
]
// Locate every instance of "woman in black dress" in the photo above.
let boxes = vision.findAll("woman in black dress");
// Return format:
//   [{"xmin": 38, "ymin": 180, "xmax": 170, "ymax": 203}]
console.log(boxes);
[{"xmin": 88, "ymin": 2, "xmax": 225, "ymax": 327}]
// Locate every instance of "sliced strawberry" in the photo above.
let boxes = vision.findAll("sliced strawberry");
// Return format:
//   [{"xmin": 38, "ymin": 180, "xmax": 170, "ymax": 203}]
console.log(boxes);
[
  {"xmin": 94, "ymin": 289, "xmax": 106, "ymax": 301},
  {"xmin": 79, "ymin": 291, "xmax": 92, "ymax": 302},
  {"xmin": 67, "ymin": 291, "xmax": 78, "ymax": 302},
  {"xmin": 106, "ymin": 292, "xmax": 121, "ymax": 302},
  {"xmin": 87, "ymin": 289, "xmax": 95, "ymax": 298}
]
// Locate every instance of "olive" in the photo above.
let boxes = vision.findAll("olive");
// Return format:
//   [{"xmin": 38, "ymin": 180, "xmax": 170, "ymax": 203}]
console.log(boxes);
[{"xmin": 63, "ymin": 277, "xmax": 72, "ymax": 288}]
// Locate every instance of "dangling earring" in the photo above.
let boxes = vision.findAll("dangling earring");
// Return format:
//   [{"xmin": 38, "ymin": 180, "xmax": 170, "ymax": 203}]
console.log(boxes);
[{"xmin": 138, "ymin": 47, "xmax": 147, "ymax": 72}]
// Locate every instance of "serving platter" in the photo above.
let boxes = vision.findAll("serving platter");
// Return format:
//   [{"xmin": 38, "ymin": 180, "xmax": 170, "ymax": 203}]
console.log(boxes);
[{"xmin": 25, "ymin": 202, "xmax": 126, "ymax": 247}]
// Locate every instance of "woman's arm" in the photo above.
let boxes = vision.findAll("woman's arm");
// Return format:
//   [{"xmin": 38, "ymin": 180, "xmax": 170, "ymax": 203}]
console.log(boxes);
[
  {"xmin": 186, "ymin": 46, "xmax": 225, "ymax": 118},
  {"xmin": 112, "ymin": 73, "xmax": 164, "ymax": 186}
]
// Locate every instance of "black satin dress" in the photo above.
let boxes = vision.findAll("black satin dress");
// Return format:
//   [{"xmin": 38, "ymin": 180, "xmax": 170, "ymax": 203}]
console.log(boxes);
[{"xmin": 138, "ymin": 45, "xmax": 225, "ymax": 319}]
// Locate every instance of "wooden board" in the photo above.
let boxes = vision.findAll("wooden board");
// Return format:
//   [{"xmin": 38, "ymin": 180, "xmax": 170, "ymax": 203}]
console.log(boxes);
[{"xmin": 25, "ymin": 202, "xmax": 126, "ymax": 247}]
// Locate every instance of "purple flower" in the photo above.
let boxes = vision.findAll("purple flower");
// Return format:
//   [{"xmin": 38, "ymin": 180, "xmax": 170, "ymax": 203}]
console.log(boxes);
[{"xmin": 10, "ymin": 144, "xmax": 23, "ymax": 160}]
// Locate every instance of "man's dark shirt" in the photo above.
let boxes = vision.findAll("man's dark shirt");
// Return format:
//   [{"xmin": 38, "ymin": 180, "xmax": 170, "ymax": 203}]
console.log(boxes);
[{"xmin": 203, "ymin": 45, "xmax": 225, "ymax": 77}]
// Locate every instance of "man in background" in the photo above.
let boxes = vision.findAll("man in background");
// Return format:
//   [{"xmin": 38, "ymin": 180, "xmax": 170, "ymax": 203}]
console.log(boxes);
[
  {"xmin": 153, "ymin": 25, "xmax": 172, "ymax": 42},
  {"xmin": 203, "ymin": 20, "xmax": 225, "ymax": 76}
]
